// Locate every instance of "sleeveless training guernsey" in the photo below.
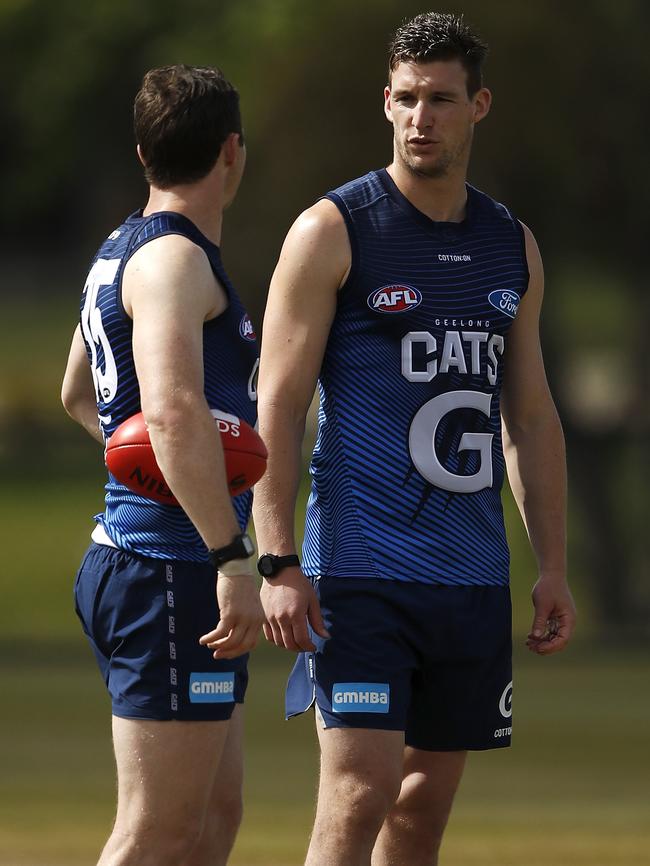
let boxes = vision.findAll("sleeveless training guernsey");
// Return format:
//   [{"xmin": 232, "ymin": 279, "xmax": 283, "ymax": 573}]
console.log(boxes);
[
  {"xmin": 79, "ymin": 210, "xmax": 259, "ymax": 562},
  {"xmin": 301, "ymin": 169, "xmax": 529, "ymax": 586}
]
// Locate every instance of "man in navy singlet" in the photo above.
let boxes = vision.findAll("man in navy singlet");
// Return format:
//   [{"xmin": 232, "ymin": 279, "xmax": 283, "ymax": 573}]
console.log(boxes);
[
  {"xmin": 61, "ymin": 66, "xmax": 264, "ymax": 866},
  {"xmin": 253, "ymin": 13, "xmax": 577, "ymax": 866}
]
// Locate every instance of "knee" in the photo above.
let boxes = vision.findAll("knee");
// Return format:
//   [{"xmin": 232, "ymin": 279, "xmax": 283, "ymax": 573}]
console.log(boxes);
[
  {"xmin": 328, "ymin": 770, "xmax": 402, "ymax": 833},
  {"xmin": 110, "ymin": 813, "xmax": 204, "ymax": 866},
  {"xmin": 204, "ymin": 792, "xmax": 244, "ymax": 842},
  {"xmin": 387, "ymin": 778, "xmax": 449, "ymax": 844}
]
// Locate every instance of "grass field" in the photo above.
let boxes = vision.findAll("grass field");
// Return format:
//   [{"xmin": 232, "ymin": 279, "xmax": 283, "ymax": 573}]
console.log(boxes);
[
  {"xmin": 1, "ymin": 643, "xmax": 649, "ymax": 866},
  {"xmin": 1, "ymin": 480, "xmax": 648, "ymax": 865}
]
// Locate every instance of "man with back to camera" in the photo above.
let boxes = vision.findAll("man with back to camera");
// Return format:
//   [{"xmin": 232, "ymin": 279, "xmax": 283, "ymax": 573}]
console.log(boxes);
[
  {"xmin": 61, "ymin": 65, "xmax": 264, "ymax": 866},
  {"xmin": 252, "ymin": 12, "xmax": 577, "ymax": 866}
]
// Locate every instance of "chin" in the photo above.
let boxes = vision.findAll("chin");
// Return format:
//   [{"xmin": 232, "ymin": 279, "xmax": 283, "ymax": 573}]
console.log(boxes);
[{"xmin": 406, "ymin": 159, "xmax": 448, "ymax": 179}]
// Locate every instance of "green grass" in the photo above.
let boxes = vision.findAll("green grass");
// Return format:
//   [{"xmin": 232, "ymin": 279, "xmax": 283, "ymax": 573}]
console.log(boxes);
[
  {"xmin": 0, "ymin": 645, "xmax": 648, "ymax": 866},
  {"xmin": 0, "ymin": 478, "xmax": 644, "ymax": 865}
]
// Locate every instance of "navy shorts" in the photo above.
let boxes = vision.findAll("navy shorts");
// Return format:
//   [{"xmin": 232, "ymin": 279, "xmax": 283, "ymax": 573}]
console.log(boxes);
[
  {"xmin": 286, "ymin": 577, "xmax": 512, "ymax": 751},
  {"xmin": 74, "ymin": 542, "xmax": 248, "ymax": 721}
]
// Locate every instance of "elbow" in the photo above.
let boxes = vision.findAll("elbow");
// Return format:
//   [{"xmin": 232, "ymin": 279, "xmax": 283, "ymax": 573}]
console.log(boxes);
[
  {"xmin": 141, "ymin": 393, "xmax": 207, "ymax": 437},
  {"xmin": 61, "ymin": 382, "xmax": 84, "ymax": 421}
]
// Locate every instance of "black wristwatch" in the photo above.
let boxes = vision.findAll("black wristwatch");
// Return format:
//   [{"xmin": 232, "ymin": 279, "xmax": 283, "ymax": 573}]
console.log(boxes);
[
  {"xmin": 257, "ymin": 553, "xmax": 300, "ymax": 578},
  {"xmin": 208, "ymin": 532, "xmax": 255, "ymax": 569}
]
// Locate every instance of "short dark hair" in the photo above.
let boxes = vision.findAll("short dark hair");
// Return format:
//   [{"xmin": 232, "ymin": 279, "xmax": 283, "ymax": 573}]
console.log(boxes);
[
  {"xmin": 388, "ymin": 12, "xmax": 488, "ymax": 96},
  {"xmin": 134, "ymin": 64, "xmax": 243, "ymax": 189}
]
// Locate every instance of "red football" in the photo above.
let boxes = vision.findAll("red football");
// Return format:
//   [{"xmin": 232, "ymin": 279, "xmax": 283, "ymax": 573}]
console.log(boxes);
[{"xmin": 105, "ymin": 410, "xmax": 267, "ymax": 505}]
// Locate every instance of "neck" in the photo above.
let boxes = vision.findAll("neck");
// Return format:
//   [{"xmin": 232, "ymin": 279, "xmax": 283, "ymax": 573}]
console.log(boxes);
[
  {"xmin": 143, "ymin": 182, "xmax": 224, "ymax": 245},
  {"xmin": 386, "ymin": 160, "xmax": 468, "ymax": 223}
]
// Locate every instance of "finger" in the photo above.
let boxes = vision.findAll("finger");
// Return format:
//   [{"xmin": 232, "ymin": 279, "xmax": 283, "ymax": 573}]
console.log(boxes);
[
  {"xmin": 210, "ymin": 624, "xmax": 247, "ymax": 654},
  {"xmin": 277, "ymin": 619, "xmax": 303, "ymax": 652},
  {"xmin": 267, "ymin": 618, "xmax": 285, "ymax": 648},
  {"xmin": 308, "ymin": 597, "xmax": 330, "ymax": 639},
  {"xmin": 215, "ymin": 624, "xmax": 260, "ymax": 659},
  {"xmin": 262, "ymin": 622, "xmax": 274, "ymax": 643},
  {"xmin": 291, "ymin": 619, "xmax": 316, "ymax": 652},
  {"xmin": 199, "ymin": 620, "xmax": 231, "ymax": 645},
  {"xmin": 530, "ymin": 606, "xmax": 553, "ymax": 640},
  {"xmin": 528, "ymin": 632, "xmax": 569, "ymax": 655}
]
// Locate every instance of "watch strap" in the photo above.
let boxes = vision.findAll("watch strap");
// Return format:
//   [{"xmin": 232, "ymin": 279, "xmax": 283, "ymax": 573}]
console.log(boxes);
[{"xmin": 208, "ymin": 532, "xmax": 255, "ymax": 570}]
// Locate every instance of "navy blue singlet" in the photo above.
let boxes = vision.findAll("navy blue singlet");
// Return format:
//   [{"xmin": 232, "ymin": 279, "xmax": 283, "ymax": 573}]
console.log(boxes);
[
  {"xmin": 79, "ymin": 211, "xmax": 259, "ymax": 562},
  {"xmin": 301, "ymin": 169, "xmax": 529, "ymax": 586}
]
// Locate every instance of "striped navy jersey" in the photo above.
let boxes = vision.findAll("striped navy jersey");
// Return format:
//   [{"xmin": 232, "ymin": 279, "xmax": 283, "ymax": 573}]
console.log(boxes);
[
  {"xmin": 79, "ymin": 210, "xmax": 259, "ymax": 561},
  {"xmin": 301, "ymin": 169, "xmax": 529, "ymax": 585}
]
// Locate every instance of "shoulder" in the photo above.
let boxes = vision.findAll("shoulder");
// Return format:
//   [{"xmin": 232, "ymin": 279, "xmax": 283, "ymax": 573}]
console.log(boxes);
[
  {"xmin": 281, "ymin": 199, "xmax": 349, "ymax": 266},
  {"xmin": 123, "ymin": 232, "xmax": 217, "ymax": 318},
  {"xmin": 273, "ymin": 200, "xmax": 351, "ymax": 292},
  {"xmin": 328, "ymin": 170, "xmax": 386, "ymax": 210},
  {"xmin": 127, "ymin": 231, "xmax": 210, "ymax": 273}
]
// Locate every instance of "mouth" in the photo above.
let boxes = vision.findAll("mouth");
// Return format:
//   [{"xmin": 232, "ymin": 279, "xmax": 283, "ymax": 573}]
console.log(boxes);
[{"xmin": 407, "ymin": 137, "xmax": 438, "ymax": 149}]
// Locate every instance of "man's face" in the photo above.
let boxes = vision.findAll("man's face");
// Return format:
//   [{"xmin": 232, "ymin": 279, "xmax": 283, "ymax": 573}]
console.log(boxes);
[{"xmin": 384, "ymin": 59, "xmax": 491, "ymax": 179}]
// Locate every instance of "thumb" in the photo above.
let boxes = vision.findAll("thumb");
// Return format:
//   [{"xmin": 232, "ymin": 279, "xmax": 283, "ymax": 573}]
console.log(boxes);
[
  {"xmin": 308, "ymin": 597, "xmax": 330, "ymax": 639},
  {"xmin": 531, "ymin": 602, "xmax": 552, "ymax": 638},
  {"xmin": 199, "ymin": 617, "xmax": 231, "ymax": 645}
]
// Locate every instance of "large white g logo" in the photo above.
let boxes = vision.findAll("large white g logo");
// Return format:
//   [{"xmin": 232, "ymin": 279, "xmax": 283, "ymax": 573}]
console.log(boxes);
[
  {"xmin": 499, "ymin": 681, "xmax": 513, "ymax": 718},
  {"xmin": 408, "ymin": 391, "xmax": 493, "ymax": 493}
]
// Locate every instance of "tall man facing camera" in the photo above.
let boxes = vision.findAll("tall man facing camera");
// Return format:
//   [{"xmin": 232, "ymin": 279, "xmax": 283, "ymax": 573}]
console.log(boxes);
[
  {"xmin": 253, "ymin": 13, "xmax": 576, "ymax": 866},
  {"xmin": 62, "ymin": 66, "xmax": 264, "ymax": 866}
]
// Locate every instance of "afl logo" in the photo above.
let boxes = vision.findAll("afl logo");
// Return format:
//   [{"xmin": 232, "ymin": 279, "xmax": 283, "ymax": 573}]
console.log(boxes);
[
  {"xmin": 239, "ymin": 313, "xmax": 256, "ymax": 342},
  {"xmin": 368, "ymin": 284, "xmax": 422, "ymax": 313},
  {"xmin": 488, "ymin": 289, "xmax": 520, "ymax": 319}
]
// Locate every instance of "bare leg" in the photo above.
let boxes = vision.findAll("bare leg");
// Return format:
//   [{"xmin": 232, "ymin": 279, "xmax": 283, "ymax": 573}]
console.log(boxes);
[
  {"xmin": 97, "ymin": 715, "xmax": 231, "ymax": 866},
  {"xmin": 185, "ymin": 705, "xmax": 245, "ymax": 866},
  {"xmin": 372, "ymin": 748, "xmax": 467, "ymax": 866},
  {"xmin": 305, "ymin": 726, "xmax": 404, "ymax": 866}
]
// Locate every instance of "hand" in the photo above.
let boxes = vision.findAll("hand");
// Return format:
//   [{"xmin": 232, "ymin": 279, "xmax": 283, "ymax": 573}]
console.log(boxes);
[
  {"xmin": 526, "ymin": 575, "xmax": 577, "ymax": 655},
  {"xmin": 260, "ymin": 566, "xmax": 330, "ymax": 652},
  {"xmin": 199, "ymin": 573, "xmax": 265, "ymax": 660}
]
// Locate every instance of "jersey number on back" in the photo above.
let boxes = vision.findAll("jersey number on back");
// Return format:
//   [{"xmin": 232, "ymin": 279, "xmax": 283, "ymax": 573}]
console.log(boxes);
[{"xmin": 80, "ymin": 258, "xmax": 121, "ymax": 432}]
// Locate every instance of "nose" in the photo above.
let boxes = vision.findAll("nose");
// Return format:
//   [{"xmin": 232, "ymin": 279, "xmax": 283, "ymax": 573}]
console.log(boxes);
[{"xmin": 412, "ymin": 100, "xmax": 433, "ymax": 132}]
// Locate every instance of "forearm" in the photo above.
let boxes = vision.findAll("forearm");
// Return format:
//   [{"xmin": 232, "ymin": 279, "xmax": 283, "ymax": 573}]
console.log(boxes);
[
  {"xmin": 252, "ymin": 400, "xmax": 306, "ymax": 556},
  {"xmin": 504, "ymin": 411, "xmax": 567, "ymax": 580},
  {"xmin": 144, "ymin": 397, "xmax": 241, "ymax": 550},
  {"xmin": 65, "ymin": 398, "xmax": 104, "ymax": 444}
]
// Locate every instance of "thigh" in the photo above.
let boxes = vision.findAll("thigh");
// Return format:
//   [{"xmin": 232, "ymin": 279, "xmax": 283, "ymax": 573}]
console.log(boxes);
[
  {"xmin": 407, "ymin": 586, "xmax": 513, "ymax": 751},
  {"xmin": 111, "ymin": 714, "xmax": 231, "ymax": 830},
  {"xmin": 286, "ymin": 578, "xmax": 418, "ymax": 733},
  {"xmin": 316, "ymin": 724, "xmax": 405, "ymax": 796}
]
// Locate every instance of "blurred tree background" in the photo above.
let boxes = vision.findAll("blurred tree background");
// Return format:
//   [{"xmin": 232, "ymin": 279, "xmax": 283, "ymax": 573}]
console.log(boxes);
[
  {"xmin": 1, "ymin": 2, "xmax": 649, "ymax": 864},
  {"xmin": 1, "ymin": 0, "xmax": 648, "ymax": 637}
]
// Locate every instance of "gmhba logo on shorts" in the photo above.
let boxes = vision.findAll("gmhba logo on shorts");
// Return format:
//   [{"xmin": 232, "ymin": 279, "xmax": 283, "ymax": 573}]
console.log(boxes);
[
  {"xmin": 331, "ymin": 682, "xmax": 390, "ymax": 713},
  {"xmin": 368, "ymin": 285, "xmax": 422, "ymax": 313},
  {"xmin": 189, "ymin": 672, "xmax": 235, "ymax": 703}
]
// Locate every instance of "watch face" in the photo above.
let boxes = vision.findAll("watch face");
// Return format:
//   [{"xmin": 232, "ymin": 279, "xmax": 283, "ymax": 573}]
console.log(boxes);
[
  {"xmin": 258, "ymin": 554, "xmax": 275, "ymax": 577},
  {"xmin": 242, "ymin": 534, "xmax": 255, "ymax": 556}
]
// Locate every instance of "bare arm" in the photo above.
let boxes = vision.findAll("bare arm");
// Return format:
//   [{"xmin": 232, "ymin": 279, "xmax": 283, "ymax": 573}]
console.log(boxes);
[
  {"xmin": 501, "ymin": 223, "xmax": 576, "ymax": 654},
  {"xmin": 252, "ymin": 199, "xmax": 350, "ymax": 651},
  {"xmin": 123, "ymin": 234, "xmax": 263, "ymax": 658},
  {"xmin": 61, "ymin": 324, "xmax": 103, "ymax": 444}
]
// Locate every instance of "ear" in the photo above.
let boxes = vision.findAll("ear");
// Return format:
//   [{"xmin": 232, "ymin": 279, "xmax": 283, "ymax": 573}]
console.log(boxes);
[
  {"xmin": 384, "ymin": 85, "xmax": 394, "ymax": 124},
  {"xmin": 472, "ymin": 87, "xmax": 492, "ymax": 124},
  {"xmin": 136, "ymin": 144, "xmax": 146, "ymax": 167},
  {"xmin": 222, "ymin": 132, "xmax": 241, "ymax": 167}
]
